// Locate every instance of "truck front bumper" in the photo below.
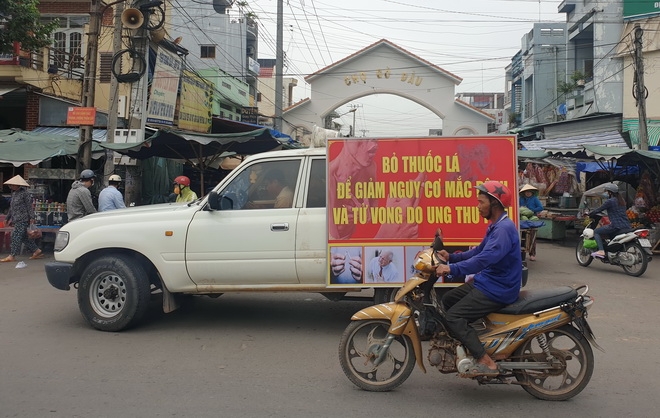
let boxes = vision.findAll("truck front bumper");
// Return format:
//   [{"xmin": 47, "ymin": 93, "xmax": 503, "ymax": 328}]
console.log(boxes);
[{"xmin": 45, "ymin": 261, "xmax": 74, "ymax": 290}]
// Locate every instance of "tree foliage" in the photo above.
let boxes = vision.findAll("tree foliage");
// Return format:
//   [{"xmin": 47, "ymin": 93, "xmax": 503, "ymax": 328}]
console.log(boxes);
[{"xmin": 0, "ymin": 0, "xmax": 59, "ymax": 54}]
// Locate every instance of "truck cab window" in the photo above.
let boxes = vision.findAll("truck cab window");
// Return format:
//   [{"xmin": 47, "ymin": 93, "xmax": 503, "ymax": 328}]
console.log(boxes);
[
  {"xmin": 219, "ymin": 160, "xmax": 301, "ymax": 209},
  {"xmin": 306, "ymin": 159, "xmax": 326, "ymax": 208}
]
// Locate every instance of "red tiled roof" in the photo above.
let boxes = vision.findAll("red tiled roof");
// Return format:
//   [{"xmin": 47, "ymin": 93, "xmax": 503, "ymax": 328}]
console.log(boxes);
[{"xmin": 260, "ymin": 67, "xmax": 274, "ymax": 78}]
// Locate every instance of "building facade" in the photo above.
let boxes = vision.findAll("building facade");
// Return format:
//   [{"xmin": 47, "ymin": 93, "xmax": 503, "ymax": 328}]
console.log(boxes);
[{"xmin": 166, "ymin": 0, "xmax": 259, "ymax": 116}]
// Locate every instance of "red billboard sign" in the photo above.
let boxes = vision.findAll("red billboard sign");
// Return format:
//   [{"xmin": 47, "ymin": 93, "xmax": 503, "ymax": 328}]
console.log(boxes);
[{"xmin": 327, "ymin": 136, "xmax": 518, "ymax": 286}]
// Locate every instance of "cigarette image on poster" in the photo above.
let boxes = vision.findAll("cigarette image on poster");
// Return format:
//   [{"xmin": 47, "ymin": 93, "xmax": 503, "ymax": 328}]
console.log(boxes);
[{"xmin": 329, "ymin": 247, "xmax": 364, "ymax": 284}]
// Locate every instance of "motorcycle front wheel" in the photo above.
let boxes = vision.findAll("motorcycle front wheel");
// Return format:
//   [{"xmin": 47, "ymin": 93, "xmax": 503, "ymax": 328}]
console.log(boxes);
[
  {"xmin": 513, "ymin": 325, "xmax": 594, "ymax": 401},
  {"xmin": 575, "ymin": 240, "xmax": 593, "ymax": 267},
  {"xmin": 338, "ymin": 319, "xmax": 416, "ymax": 392},
  {"xmin": 621, "ymin": 243, "xmax": 648, "ymax": 277}
]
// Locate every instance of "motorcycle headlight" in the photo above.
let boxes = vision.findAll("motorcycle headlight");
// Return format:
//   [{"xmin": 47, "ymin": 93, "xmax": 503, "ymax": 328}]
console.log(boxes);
[{"xmin": 413, "ymin": 249, "xmax": 439, "ymax": 273}]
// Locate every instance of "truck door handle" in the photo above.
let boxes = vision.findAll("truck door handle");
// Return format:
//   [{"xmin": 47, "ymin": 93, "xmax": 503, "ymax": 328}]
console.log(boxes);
[{"xmin": 271, "ymin": 223, "xmax": 289, "ymax": 231}]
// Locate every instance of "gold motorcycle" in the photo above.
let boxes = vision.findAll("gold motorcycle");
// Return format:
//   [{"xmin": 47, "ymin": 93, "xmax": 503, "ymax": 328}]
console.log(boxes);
[{"xmin": 338, "ymin": 238, "xmax": 601, "ymax": 401}]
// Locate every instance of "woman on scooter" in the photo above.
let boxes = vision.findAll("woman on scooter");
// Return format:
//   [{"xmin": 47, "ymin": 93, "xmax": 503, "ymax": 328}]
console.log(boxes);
[{"xmin": 589, "ymin": 183, "xmax": 631, "ymax": 258}]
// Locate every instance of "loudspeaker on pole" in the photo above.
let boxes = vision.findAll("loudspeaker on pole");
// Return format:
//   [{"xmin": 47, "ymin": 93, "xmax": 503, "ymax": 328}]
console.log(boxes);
[{"xmin": 121, "ymin": 8, "xmax": 145, "ymax": 29}]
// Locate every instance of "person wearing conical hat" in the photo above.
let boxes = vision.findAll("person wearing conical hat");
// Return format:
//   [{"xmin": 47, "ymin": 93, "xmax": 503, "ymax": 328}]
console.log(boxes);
[
  {"xmin": 519, "ymin": 184, "xmax": 543, "ymax": 215},
  {"xmin": 519, "ymin": 184, "xmax": 543, "ymax": 261},
  {"xmin": 1, "ymin": 175, "xmax": 42, "ymax": 262}
]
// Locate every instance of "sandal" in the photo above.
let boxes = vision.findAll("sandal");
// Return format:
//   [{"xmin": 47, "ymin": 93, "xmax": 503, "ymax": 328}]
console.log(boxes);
[
  {"xmin": 1, "ymin": 256, "xmax": 16, "ymax": 263},
  {"xmin": 29, "ymin": 250, "xmax": 44, "ymax": 260},
  {"xmin": 463, "ymin": 362, "xmax": 500, "ymax": 377}
]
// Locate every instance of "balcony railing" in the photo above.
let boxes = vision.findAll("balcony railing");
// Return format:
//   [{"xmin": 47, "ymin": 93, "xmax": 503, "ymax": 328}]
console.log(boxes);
[{"xmin": 2, "ymin": 44, "xmax": 84, "ymax": 80}]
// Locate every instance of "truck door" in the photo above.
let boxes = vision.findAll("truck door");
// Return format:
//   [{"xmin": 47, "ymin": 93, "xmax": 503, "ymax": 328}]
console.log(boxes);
[
  {"xmin": 295, "ymin": 157, "xmax": 328, "ymax": 284},
  {"xmin": 185, "ymin": 158, "xmax": 302, "ymax": 285}
]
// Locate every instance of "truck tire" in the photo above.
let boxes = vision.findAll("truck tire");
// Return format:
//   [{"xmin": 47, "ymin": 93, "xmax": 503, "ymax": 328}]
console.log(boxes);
[
  {"xmin": 373, "ymin": 288, "xmax": 395, "ymax": 304},
  {"xmin": 78, "ymin": 255, "xmax": 151, "ymax": 332}
]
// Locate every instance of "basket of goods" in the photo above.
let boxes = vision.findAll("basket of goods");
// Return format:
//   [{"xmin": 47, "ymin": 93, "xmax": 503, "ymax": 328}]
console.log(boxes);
[{"xmin": 647, "ymin": 205, "xmax": 660, "ymax": 224}]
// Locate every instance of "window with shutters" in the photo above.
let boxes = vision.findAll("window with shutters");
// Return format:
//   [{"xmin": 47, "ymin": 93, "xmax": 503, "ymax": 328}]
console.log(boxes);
[{"xmin": 99, "ymin": 52, "xmax": 113, "ymax": 83}]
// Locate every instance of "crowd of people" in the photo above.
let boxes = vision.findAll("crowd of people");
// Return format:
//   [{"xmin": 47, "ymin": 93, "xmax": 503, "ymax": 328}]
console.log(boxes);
[{"xmin": 1, "ymin": 170, "xmax": 197, "ymax": 262}]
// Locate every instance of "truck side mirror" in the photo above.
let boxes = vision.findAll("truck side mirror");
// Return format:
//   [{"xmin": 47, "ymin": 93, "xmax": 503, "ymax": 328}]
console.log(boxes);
[{"xmin": 207, "ymin": 191, "xmax": 220, "ymax": 210}]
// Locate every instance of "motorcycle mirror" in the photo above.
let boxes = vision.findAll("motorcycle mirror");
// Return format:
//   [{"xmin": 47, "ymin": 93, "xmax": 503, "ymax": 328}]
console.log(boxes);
[{"xmin": 432, "ymin": 235, "xmax": 444, "ymax": 252}]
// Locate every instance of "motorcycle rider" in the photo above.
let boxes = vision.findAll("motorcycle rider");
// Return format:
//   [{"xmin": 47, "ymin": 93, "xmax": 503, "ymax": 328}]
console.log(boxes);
[
  {"xmin": 589, "ymin": 183, "xmax": 631, "ymax": 258},
  {"xmin": 435, "ymin": 181, "xmax": 522, "ymax": 376},
  {"xmin": 173, "ymin": 175, "xmax": 198, "ymax": 203}
]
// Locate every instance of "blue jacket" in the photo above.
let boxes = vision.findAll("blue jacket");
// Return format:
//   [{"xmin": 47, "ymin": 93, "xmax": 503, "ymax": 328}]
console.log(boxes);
[
  {"xmin": 448, "ymin": 215, "xmax": 522, "ymax": 304},
  {"xmin": 519, "ymin": 195, "xmax": 543, "ymax": 214},
  {"xmin": 590, "ymin": 197, "xmax": 631, "ymax": 230}
]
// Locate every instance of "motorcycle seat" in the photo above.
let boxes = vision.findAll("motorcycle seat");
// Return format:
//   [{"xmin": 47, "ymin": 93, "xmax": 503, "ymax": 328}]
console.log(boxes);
[{"xmin": 498, "ymin": 286, "xmax": 578, "ymax": 315}]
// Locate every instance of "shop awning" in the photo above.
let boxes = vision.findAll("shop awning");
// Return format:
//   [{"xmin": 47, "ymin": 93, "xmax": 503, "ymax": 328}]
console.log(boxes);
[
  {"xmin": 521, "ymin": 130, "xmax": 629, "ymax": 151},
  {"xmin": 32, "ymin": 126, "xmax": 108, "ymax": 142},
  {"xmin": 100, "ymin": 127, "xmax": 296, "ymax": 160},
  {"xmin": 0, "ymin": 86, "xmax": 20, "ymax": 96},
  {"xmin": 0, "ymin": 129, "xmax": 104, "ymax": 167}
]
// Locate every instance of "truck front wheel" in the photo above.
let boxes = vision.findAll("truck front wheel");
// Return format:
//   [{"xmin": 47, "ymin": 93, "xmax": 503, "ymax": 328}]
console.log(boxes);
[{"xmin": 78, "ymin": 255, "xmax": 151, "ymax": 332}]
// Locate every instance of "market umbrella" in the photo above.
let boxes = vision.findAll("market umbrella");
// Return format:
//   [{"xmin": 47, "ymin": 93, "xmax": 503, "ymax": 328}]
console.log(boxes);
[
  {"xmin": 0, "ymin": 129, "xmax": 104, "ymax": 167},
  {"xmin": 99, "ymin": 127, "xmax": 294, "ymax": 160},
  {"xmin": 100, "ymin": 127, "xmax": 300, "ymax": 196}
]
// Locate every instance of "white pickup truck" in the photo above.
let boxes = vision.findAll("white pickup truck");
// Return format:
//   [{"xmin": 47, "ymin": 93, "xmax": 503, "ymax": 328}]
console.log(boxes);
[{"xmin": 46, "ymin": 147, "xmax": 405, "ymax": 331}]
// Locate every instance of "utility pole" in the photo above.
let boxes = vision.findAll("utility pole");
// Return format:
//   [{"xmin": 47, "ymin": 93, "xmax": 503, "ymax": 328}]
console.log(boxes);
[
  {"xmin": 103, "ymin": 0, "xmax": 125, "ymax": 185},
  {"xmin": 634, "ymin": 24, "xmax": 649, "ymax": 151},
  {"xmin": 274, "ymin": 0, "xmax": 283, "ymax": 130},
  {"xmin": 79, "ymin": 0, "xmax": 102, "ymax": 171},
  {"xmin": 349, "ymin": 104, "xmax": 360, "ymax": 137}
]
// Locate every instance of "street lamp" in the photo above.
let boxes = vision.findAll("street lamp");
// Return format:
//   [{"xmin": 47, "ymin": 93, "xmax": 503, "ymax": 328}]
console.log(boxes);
[{"xmin": 332, "ymin": 108, "xmax": 357, "ymax": 136}]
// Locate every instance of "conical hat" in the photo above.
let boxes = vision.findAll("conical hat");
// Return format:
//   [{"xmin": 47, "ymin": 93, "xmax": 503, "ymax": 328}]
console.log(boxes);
[
  {"xmin": 519, "ymin": 184, "xmax": 538, "ymax": 193},
  {"xmin": 3, "ymin": 175, "xmax": 30, "ymax": 187}
]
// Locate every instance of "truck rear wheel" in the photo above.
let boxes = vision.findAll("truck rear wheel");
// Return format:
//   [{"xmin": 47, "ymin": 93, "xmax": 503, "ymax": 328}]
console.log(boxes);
[
  {"xmin": 373, "ymin": 288, "xmax": 395, "ymax": 304},
  {"xmin": 78, "ymin": 255, "xmax": 151, "ymax": 332}
]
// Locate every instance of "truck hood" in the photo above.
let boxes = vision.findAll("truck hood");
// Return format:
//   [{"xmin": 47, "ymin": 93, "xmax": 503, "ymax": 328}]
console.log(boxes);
[{"xmin": 60, "ymin": 201, "xmax": 202, "ymax": 233}]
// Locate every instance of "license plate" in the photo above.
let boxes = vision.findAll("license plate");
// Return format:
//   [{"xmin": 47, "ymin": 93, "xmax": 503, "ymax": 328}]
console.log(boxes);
[{"xmin": 638, "ymin": 238, "xmax": 651, "ymax": 248}]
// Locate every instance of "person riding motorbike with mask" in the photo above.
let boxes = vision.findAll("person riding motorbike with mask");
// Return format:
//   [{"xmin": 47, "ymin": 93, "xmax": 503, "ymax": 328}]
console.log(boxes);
[
  {"xmin": 435, "ymin": 181, "xmax": 522, "ymax": 377},
  {"xmin": 589, "ymin": 183, "xmax": 631, "ymax": 258},
  {"xmin": 173, "ymin": 176, "xmax": 198, "ymax": 203}
]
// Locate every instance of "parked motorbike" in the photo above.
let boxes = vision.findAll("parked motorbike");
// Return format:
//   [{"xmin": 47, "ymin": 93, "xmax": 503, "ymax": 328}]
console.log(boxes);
[
  {"xmin": 338, "ymin": 237, "xmax": 601, "ymax": 401},
  {"xmin": 576, "ymin": 213, "xmax": 653, "ymax": 277}
]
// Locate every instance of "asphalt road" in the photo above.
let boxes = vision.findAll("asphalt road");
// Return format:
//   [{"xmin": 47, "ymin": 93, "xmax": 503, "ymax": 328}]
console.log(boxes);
[{"xmin": 1, "ymin": 238, "xmax": 659, "ymax": 418}]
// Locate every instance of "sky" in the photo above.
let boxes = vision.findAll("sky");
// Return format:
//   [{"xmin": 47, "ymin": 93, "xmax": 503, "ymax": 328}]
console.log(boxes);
[{"xmin": 247, "ymin": 0, "xmax": 565, "ymax": 136}]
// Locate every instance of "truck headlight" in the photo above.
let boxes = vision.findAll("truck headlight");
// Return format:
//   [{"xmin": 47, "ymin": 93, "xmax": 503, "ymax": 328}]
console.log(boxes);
[{"xmin": 54, "ymin": 231, "xmax": 69, "ymax": 252}]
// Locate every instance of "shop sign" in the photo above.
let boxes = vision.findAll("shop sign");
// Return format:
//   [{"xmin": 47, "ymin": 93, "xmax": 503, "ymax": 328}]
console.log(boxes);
[
  {"xmin": 66, "ymin": 107, "xmax": 96, "ymax": 125},
  {"xmin": 241, "ymin": 107, "xmax": 259, "ymax": 124},
  {"xmin": 624, "ymin": 0, "xmax": 660, "ymax": 19},
  {"xmin": 147, "ymin": 48, "xmax": 183, "ymax": 125},
  {"xmin": 178, "ymin": 70, "xmax": 213, "ymax": 133}
]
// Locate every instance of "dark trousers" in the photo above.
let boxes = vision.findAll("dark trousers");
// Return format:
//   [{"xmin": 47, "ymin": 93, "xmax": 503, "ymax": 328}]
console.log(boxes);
[{"xmin": 441, "ymin": 283, "xmax": 505, "ymax": 359}]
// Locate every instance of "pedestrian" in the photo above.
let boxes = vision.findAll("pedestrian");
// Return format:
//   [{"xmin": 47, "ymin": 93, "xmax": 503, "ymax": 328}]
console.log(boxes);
[
  {"xmin": 1, "ymin": 175, "xmax": 42, "ymax": 262},
  {"xmin": 518, "ymin": 184, "xmax": 543, "ymax": 261},
  {"xmin": 173, "ymin": 176, "xmax": 198, "ymax": 203},
  {"xmin": 98, "ymin": 174, "xmax": 126, "ymax": 212},
  {"xmin": 66, "ymin": 169, "xmax": 97, "ymax": 222}
]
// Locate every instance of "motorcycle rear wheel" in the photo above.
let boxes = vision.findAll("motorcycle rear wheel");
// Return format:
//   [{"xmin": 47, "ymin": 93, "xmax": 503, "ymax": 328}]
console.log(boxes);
[
  {"xmin": 513, "ymin": 325, "xmax": 594, "ymax": 401},
  {"xmin": 338, "ymin": 319, "xmax": 416, "ymax": 392},
  {"xmin": 575, "ymin": 240, "xmax": 593, "ymax": 267},
  {"xmin": 621, "ymin": 243, "xmax": 648, "ymax": 277}
]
